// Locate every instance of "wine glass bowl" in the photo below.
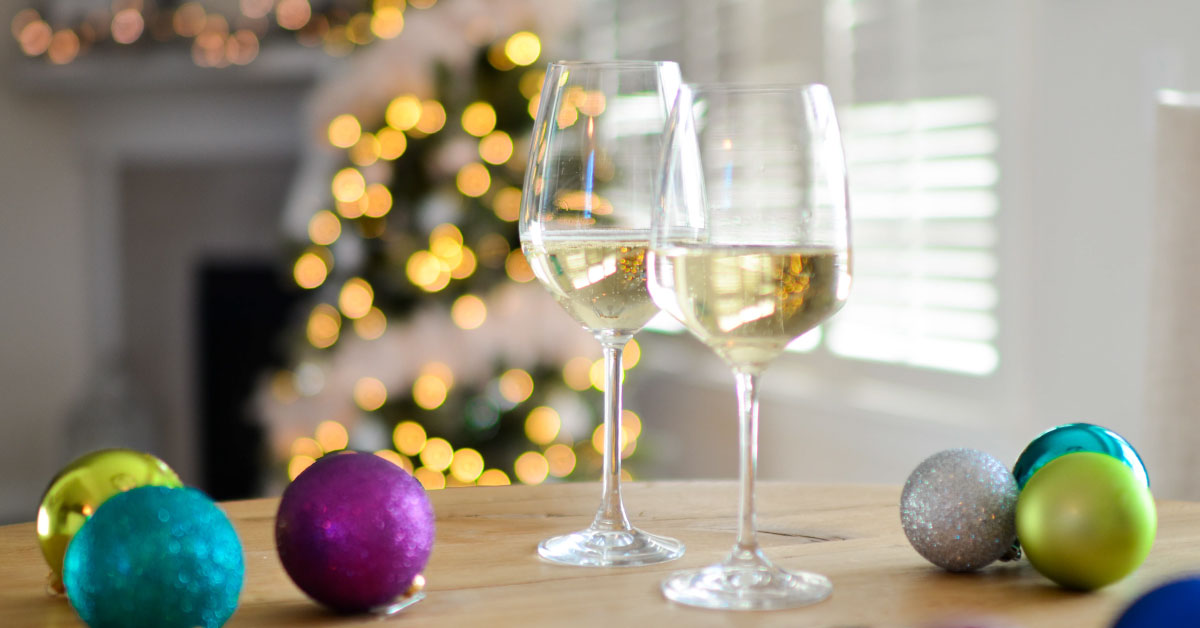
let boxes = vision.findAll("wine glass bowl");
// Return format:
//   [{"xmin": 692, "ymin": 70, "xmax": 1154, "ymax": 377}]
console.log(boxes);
[
  {"xmin": 519, "ymin": 60, "xmax": 685, "ymax": 567},
  {"xmin": 649, "ymin": 84, "xmax": 850, "ymax": 609}
]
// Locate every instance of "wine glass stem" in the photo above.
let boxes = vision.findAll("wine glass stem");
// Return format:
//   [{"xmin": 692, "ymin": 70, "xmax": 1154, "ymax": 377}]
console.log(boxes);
[
  {"xmin": 592, "ymin": 336, "xmax": 632, "ymax": 532},
  {"xmin": 732, "ymin": 368, "xmax": 762, "ymax": 561}
]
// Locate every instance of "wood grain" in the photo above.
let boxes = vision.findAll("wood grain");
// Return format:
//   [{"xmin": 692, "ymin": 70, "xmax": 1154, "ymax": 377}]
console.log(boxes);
[{"xmin": 1, "ymin": 482, "xmax": 1198, "ymax": 627}]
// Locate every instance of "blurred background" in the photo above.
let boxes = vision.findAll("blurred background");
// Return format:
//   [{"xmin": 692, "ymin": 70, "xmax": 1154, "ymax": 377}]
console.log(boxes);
[{"xmin": 4, "ymin": 0, "xmax": 1200, "ymax": 524}]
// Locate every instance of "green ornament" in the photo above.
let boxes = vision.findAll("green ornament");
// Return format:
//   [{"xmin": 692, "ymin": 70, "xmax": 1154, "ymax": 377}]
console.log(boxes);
[{"xmin": 1016, "ymin": 452, "xmax": 1156, "ymax": 590}]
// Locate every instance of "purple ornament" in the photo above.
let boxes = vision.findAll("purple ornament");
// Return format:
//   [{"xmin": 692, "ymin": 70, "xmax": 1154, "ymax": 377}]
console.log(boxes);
[{"xmin": 275, "ymin": 452, "xmax": 434, "ymax": 612}]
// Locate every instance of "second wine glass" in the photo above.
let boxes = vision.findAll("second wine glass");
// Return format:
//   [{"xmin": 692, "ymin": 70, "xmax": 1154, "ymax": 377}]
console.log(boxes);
[
  {"xmin": 649, "ymin": 84, "xmax": 852, "ymax": 609},
  {"xmin": 519, "ymin": 60, "xmax": 685, "ymax": 567}
]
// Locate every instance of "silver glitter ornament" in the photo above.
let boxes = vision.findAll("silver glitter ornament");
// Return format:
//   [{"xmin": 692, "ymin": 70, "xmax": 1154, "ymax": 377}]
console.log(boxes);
[{"xmin": 900, "ymin": 448, "xmax": 1019, "ymax": 572}]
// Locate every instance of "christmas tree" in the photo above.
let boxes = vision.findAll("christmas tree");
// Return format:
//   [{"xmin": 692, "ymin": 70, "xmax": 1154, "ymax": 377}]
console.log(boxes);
[{"xmin": 257, "ymin": 5, "xmax": 651, "ymax": 492}]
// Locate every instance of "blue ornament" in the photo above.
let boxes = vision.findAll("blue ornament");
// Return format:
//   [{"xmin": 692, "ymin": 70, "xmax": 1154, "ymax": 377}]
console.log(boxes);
[
  {"xmin": 63, "ymin": 486, "xmax": 244, "ymax": 628},
  {"xmin": 1013, "ymin": 423, "xmax": 1147, "ymax": 489},
  {"xmin": 1113, "ymin": 576, "xmax": 1200, "ymax": 627}
]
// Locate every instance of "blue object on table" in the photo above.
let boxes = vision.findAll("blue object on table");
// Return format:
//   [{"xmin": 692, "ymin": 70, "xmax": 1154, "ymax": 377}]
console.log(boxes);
[
  {"xmin": 63, "ymin": 485, "xmax": 243, "ymax": 628},
  {"xmin": 1012, "ymin": 422, "xmax": 1148, "ymax": 489},
  {"xmin": 1112, "ymin": 575, "xmax": 1200, "ymax": 628}
]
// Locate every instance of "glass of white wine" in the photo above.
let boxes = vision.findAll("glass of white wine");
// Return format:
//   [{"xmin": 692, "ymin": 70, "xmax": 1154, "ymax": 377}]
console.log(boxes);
[
  {"xmin": 648, "ymin": 84, "xmax": 851, "ymax": 609},
  {"xmin": 519, "ymin": 61, "xmax": 685, "ymax": 567}
]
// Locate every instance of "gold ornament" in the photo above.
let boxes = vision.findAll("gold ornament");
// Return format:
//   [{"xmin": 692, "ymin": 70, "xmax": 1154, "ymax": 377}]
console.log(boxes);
[{"xmin": 37, "ymin": 449, "xmax": 182, "ymax": 593}]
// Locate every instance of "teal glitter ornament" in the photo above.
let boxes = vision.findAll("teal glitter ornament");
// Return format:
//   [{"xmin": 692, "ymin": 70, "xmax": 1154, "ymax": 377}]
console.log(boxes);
[
  {"xmin": 1013, "ymin": 423, "xmax": 1147, "ymax": 489},
  {"xmin": 63, "ymin": 486, "xmax": 243, "ymax": 628}
]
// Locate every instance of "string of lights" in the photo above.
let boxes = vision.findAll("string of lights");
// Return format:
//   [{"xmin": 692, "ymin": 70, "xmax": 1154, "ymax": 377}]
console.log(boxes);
[{"xmin": 10, "ymin": 0, "xmax": 431, "ymax": 67}]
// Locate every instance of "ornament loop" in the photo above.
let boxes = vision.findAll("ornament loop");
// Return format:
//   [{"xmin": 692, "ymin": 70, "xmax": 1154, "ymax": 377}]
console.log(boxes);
[{"xmin": 370, "ymin": 574, "xmax": 427, "ymax": 616}]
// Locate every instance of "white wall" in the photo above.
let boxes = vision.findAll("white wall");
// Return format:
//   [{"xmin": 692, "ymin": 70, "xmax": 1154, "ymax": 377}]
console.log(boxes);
[{"xmin": 0, "ymin": 25, "xmax": 90, "ymax": 523}]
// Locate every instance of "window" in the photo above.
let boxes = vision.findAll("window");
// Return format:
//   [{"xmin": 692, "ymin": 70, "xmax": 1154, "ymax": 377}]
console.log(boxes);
[{"xmin": 594, "ymin": 0, "xmax": 1004, "ymax": 376}]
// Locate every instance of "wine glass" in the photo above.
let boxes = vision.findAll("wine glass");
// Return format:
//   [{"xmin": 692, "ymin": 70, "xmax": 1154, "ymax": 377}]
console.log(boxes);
[
  {"xmin": 648, "ymin": 84, "xmax": 851, "ymax": 609},
  {"xmin": 519, "ymin": 60, "xmax": 685, "ymax": 567}
]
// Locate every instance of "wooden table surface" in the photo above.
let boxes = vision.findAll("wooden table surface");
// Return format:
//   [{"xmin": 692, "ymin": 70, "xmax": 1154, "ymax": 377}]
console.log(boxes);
[{"xmin": 2, "ymin": 481, "xmax": 1199, "ymax": 627}]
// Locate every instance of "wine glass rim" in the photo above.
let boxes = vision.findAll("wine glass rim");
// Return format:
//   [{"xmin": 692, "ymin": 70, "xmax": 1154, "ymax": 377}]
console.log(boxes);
[
  {"xmin": 684, "ymin": 82, "xmax": 830, "ymax": 94},
  {"xmin": 549, "ymin": 59, "xmax": 680, "ymax": 69}
]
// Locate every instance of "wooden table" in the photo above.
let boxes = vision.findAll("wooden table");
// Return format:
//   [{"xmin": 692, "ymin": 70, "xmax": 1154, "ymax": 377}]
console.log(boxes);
[{"xmin": 2, "ymin": 482, "xmax": 1199, "ymax": 627}]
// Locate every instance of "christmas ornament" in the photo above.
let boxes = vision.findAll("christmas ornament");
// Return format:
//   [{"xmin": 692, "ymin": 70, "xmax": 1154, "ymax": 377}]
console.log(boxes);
[
  {"xmin": 276, "ymin": 451, "xmax": 434, "ymax": 612},
  {"xmin": 1012, "ymin": 422, "xmax": 1147, "ymax": 489},
  {"xmin": 63, "ymin": 485, "xmax": 243, "ymax": 628},
  {"xmin": 37, "ymin": 448, "xmax": 182, "ymax": 592},
  {"xmin": 1113, "ymin": 575, "xmax": 1200, "ymax": 627},
  {"xmin": 900, "ymin": 448, "xmax": 1019, "ymax": 572},
  {"xmin": 1016, "ymin": 452, "xmax": 1155, "ymax": 590}
]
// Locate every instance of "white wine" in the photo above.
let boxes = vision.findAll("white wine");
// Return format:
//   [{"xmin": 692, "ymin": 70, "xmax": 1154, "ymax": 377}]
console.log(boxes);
[
  {"xmin": 650, "ymin": 245, "xmax": 850, "ymax": 369},
  {"xmin": 523, "ymin": 234, "xmax": 660, "ymax": 336}
]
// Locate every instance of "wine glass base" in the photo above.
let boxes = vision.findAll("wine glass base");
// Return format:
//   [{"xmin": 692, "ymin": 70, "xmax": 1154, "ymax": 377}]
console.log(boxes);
[
  {"xmin": 537, "ymin": 527, "xmax": 685, "ymax": 567},
  {"xmin": 661, "ymin": 562, "xmax": 832, "ymax": 611}
]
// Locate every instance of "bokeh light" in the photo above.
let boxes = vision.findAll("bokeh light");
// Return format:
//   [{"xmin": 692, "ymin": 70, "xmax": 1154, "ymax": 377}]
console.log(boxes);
[
  {"xmin": 315, "ymin": 420, "xmax": 349, "ymax": 452},
  {"xmin": 371, "ymin": 7, "xmax": 404, "ymax": 39},
  {"xmin": 514, "ymin": 451, "xmax": 549, "ymax": 485},
  {"xmin": 413, "ymin": 374, "xmax": 449, "ymax": 409},
  {"xmin": 393, "ymin": 421, "xmax": 427, "ymax": 456},
  {"xmin": 622, "ymin": 409, "xmax": 643, "ymax": 441},
  {"xmin": 462, "ymin": 102, "xmax": 497, "ymax": 137},
  {"xmin": 499, "ymin": 369, "xmax": 534, "ymax": 404},
  {"xmin": 450, "ymin": 246, "xmax": 477, "ymax": 279},
  {"xmin": 562, "ymin": 356, "xmax": 593, "ymax": 391},
  {"xmin": 578, "ymin": 91, "xmax": 607, "ymax": 117},
  {"xmin": 363, "ymin": 183, "xmax": 393, "ymax": 217},
  {"xmin": 477, "ymin": 469, "xmax": 511, "ymax": 486},
  {"xmin": 477, "ymin": 233, "xmax": 510, "ymax": 268},
  {"xmin": 413, "ymin": 467, "xmax": 445, "ymax": 490},
  {"xmin": 276, "ymin": 0, "xmax": 312, "ymax": 30},
  {"xmin": 451, "ymin": 294, "xmax": 487, "ymax": 330},
  {"xmin": 353, "ymin": 306, "xmax": 387, "ymax": 340},
  {"xmin": 374, "ymin": 449, "xmax": 413, "ymax": 472},
  {"xmin": 524, "ymin": 406, "xmax": 561, "ymax": 445},
  {"xmin": 589, "ymin": 358, "xmax": 606, "ymax": 391},
  {"xmin": 291, "ymin": 437, "xmax": 323, "ymax": 458},
  {"xmin": 306, "ymin": 304, "xmax": 341, "ymax": 348},
  {"xmin": 308, "ymin": 209, "xmax": 341, "ymax": 245},
  {"xmin": 527, "ymin": 93, "xmax": 542, "ymax": 119},
  {"xmin": 332, "ymin": 167, "xmax": 366, "ymax": 202},
  {"xmin": 294, "ymin": 251, "xmax": 329, "ymax": 289},
  {"xmin": 456, "ymin": 163, "xmax": 491, "ymax": 197},
  {"xmin": 419, "ymin": 437, "xmax": 454, "ymax": 472},
  {"xmin": 386, "ymin": 95, "xmax": 422, "ymax": 131},
  {"xmin": 624, "ymin": 338, "xmax": 641, "ymax": 369},
  {"xmin": 519, "ymin": 70, "xmax": 545, "ymax": 99},
  {"xmin": 504, "ymin": 31, "xmax": 541, "ymax": 66},
  {"xmin": 174, "ymin": 3, "xmax": 207, "ymax": 37},
  {"xmin": 17, "ymin": 19, "xmax": 52, "ymax": 56},
  {"xmin": 353, "ymin": 376, "xmax": 388, "ymax": 411},
  {"xmin": 505, "ymin": 249, "xmax": 535, "ymax": 282},
  {"xmin": 226, "ymin": 30, "xmax": 260, "ymax": 66},
  {"xmin": 479, "ymin": 131, "xmax": 514, "ymax": 165},
  {"xmin": 288, "ymin": 455, "xmax": 316, "ymax": 480},
  {"xmin": 491, "ymin": 186, "xmax": 522, "ymax": 221},
  {"xmin": 378, "ymin": 128, "xmax": 408, "ymax": 159},
  {"xmin": 338, "ymin": 277, "xmax": 374, "ymax": 319},
  {"xmin": 47, "ymin": 30, "xmax": 80, "ymax": 64},
  {"xmin": 449, "ymin": 448, "xmax": 484, "ymax": 483},
  {"xmin": 111, "ymin": 9, "xmax": 145, "ymax": 45},
  {"xmin": 350, "ymin": 133, "xmax": 381, "ymax": 166},
  {"xmin": 416, "ymin": 100, "xmax": 446, "ymax": 134},
  {"xmin": 545, "ymin": 443, "xmax": 576, "ymax": 478},
  {"xmin": 328, "ymin": 113, "xmax": 362, "ymax": 148}
]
